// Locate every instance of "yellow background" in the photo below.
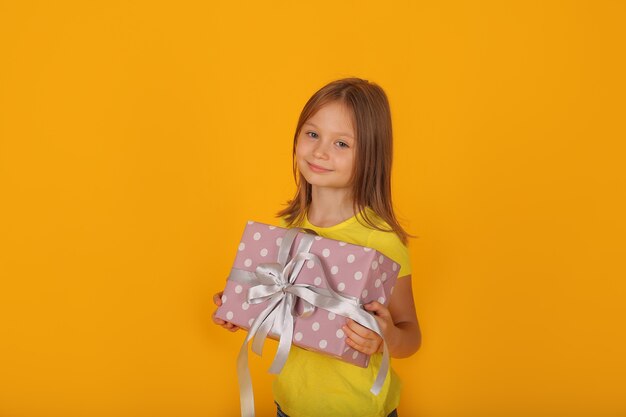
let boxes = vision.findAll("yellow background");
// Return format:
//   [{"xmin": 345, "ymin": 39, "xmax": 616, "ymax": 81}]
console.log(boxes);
[{"xmin": 1, "ymin": 1, "xmax": 625, "ymax": 416}]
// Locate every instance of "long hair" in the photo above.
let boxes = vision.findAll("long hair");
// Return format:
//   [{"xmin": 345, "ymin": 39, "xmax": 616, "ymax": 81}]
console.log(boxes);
[{"xmin": 276, "ymin": 77, "xmax": 413, "ymax": 245}]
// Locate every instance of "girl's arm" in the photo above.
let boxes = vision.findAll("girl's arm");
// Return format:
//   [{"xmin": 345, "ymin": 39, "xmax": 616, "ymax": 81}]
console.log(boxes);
[{"xmin": 342, "ymin": 275, "xmax": 421, "ymax": 358}]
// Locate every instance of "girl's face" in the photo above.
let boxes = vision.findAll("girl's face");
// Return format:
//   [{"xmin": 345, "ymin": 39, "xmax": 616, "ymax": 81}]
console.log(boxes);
[{"xmin": 296, "ymin": 101, "xmax": 356, "ymax": 191}]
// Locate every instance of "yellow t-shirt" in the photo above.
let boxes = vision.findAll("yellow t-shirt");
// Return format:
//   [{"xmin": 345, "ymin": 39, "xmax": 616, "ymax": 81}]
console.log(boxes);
[{"xmin": 273, "ymin": 208, "xmax": 412, "ymax": 417}]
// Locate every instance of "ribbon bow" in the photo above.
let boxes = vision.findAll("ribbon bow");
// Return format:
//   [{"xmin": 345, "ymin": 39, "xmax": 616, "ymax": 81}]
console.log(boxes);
[{"xmin": 227, "ymin": 228, "xmax": 391, "ymax": 417}]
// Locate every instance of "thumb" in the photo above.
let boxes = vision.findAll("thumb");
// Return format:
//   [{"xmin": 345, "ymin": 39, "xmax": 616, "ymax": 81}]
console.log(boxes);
[
  {"xmin": 364, "ymin": 301, "xmax": 391, "ymax": 318},
  {"xmin": 213, "ymin": 292, "xmax": 223, "ymax": 307}
]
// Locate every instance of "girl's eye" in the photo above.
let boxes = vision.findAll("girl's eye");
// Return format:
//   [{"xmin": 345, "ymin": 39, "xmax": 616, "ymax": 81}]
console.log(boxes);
[
  {"xmin": 306, "ymin": 131, "xmax": 318, "ymax": 139},
  {"xmin": 336, "ymin": 141, "xmax": 349, "ymax": 148}
]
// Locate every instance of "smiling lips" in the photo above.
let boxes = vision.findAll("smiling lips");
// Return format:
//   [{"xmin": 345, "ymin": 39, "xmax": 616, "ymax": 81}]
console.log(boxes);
[{"xmin": 307, "ymin": 162, "xmax": 332, "ymax": 173}]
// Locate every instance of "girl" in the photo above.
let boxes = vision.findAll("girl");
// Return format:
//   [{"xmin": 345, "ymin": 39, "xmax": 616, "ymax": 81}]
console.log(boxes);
[{"xmin": 213, "ymin": 77, "xmax": 421, "ymax": 417}]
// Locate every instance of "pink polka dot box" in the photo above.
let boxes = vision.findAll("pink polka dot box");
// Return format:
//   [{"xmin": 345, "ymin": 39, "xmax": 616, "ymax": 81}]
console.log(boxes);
[{"xmin": 215, "ymin": 220, "xmax": 400, "ymax": 368}]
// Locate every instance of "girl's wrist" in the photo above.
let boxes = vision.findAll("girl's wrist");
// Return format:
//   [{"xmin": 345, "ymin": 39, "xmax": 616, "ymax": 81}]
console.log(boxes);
[{"xmin": 380, "ymin": 323, "xmax": 399, "ymax": 354}]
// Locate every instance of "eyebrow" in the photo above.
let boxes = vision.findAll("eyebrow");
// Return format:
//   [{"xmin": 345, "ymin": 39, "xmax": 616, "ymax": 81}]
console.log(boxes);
[{"xmin": 303, "ymin": 122, "xmax": 354, "ymax": 139}]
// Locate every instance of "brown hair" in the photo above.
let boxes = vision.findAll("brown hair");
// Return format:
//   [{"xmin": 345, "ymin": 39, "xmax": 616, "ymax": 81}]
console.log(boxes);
[{"xmin": 277, "ymin": 77, "xmax": 413, "ymax": 245}]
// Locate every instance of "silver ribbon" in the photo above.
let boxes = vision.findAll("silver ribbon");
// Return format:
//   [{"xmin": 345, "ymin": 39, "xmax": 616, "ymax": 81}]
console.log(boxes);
[{"xmin": 227, "ymin": 228, "xmax": 391, "ymax": 417}]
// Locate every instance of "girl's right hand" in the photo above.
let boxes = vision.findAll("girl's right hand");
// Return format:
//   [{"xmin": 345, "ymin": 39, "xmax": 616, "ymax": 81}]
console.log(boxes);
[{"xmin": 212, "ymin": 291, "xmax": 240, "ymax": 332}]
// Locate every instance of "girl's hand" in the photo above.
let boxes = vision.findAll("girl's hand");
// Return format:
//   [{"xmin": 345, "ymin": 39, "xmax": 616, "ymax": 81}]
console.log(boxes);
[
  {"xmin": 212, "ymin": 291, "xmax": 240, "ymax": 332},
  {"xmin": 342, "ymin": 301, "xmax": 394, "ymax": 355}
]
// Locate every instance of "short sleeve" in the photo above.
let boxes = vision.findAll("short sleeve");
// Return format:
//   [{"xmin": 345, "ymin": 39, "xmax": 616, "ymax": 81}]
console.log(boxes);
[{"xmin": 366, "ymin": 229, "xmax": 412, "ymax": 278}]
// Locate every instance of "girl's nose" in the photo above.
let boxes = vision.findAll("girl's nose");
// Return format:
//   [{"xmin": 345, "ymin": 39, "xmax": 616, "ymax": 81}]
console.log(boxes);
[{"xmin": 313, "ymin": 140, "xmax": 330, "ymax": 159}]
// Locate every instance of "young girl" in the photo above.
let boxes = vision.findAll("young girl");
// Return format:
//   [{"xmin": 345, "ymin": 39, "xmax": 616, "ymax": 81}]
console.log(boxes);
[{"xmin": 213, "ymin": 77, "xmax": 421, "ymax": 417}]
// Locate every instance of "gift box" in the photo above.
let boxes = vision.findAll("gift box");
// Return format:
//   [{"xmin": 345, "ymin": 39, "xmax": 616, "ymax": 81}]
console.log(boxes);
[{"xmin": 215, "ymin": 220, "xmax": 400, "ymax": 368}]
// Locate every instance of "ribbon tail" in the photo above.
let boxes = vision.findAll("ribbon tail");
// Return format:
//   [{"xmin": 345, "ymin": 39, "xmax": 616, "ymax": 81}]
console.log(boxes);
[
  {"xmin": 236, "ymin": 337, "xmax": 255, "ymax": 417},
  {"xmin": 235, "ymin": 296, "xmax": 283, "ymax": 417},
  {"xmin": 251, "ymin": 298, "xmax": 282, "ymax": 356},
  {"xmin": 370, "ymin": 340, "xmax": 390, "ymax": 395},
  {"xmin": 268, "ymin": 295, "xmax": 295, "ymax": 374}
]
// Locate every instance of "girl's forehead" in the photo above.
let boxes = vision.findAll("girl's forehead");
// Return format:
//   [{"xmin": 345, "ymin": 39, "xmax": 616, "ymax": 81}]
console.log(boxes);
[
  {"xmin": 305, "ymin": 102, "xmax": 356, "ymax": 133},
  {"xmin": 316, "ymin": 100, "xmax": 353, "ymax": 116}
]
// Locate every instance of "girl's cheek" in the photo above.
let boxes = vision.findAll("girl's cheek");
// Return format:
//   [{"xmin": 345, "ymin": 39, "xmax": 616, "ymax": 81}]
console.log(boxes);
[{"xmin": 295, "ymin": 142, "xmax": 305, "ymax": 156}]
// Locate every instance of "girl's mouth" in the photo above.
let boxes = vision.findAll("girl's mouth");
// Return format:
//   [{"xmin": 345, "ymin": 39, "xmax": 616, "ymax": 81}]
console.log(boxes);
[{"xmin": 307, "ymin": 162, "xmax": 332, "ymax": 173}]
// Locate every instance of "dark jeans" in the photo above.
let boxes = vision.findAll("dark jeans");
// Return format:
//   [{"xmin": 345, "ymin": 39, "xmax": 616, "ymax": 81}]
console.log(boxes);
[{"xmin": 276, "ymin": 402, "xmax": 398, "ymax": 417}]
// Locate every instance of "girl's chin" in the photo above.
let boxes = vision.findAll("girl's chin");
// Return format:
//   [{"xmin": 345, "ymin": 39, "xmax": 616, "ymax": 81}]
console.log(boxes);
[
  {"xmin": 303, "ymin": 179, "xmax": 352, "ymax": 190},
  {"xmin": 300, "ymin": 171, "xmax": 351, "ymax": 190}
]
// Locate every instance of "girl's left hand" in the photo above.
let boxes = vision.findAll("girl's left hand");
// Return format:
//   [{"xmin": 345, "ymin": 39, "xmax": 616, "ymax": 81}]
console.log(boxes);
[{"xmin": 342, "ymin": 301, "xmax": 394, "ymax": 355}]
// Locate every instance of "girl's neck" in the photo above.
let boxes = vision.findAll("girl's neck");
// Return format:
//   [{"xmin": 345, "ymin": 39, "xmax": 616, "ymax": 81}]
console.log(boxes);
[{"xmin": 307, "ymin": 186, "xmax": 356, "ymax": 227}]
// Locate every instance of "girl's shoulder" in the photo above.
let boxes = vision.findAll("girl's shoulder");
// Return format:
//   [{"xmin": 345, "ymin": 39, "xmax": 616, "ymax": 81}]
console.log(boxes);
[
  {"xmin": 359, "ymin": 210, "xmax": 412, "ymax": 278},
  {"xmin": 278, "ymin": 217, "xmax": 288, "ymax": 228},
  {"xmin": 365, "ymin": 229, "xmax": 412, "ymax": 278}
]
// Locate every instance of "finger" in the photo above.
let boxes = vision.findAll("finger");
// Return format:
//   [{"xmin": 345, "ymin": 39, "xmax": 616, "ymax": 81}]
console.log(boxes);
[
  {"xmin": 342, "ymin": 323, "xmax": 372, "ymax": 347},
  {"xmin": 345, "ymin": 318, "xmax": 376, "ymax": 339},
  {"xmin": 212, "ymin": 310, "xmax": 226, "ymax": 325},
  {"xmin": 343, "ymin": 320, "xmax": 383, "ymax": 355},
  {"xmin": 213, "ymin": 292, "xmax": 223, "ymax": 307},
  {"xmin": 345, "ymin": 334, "xmax": 378, "ymax": 355},
  {"xmin": 224, "ymin": 322, "xmax": 240, "ymax": 332},
  {"xmin": 364, "ymin": 301, "xmax": 390, "ymax": 318}
]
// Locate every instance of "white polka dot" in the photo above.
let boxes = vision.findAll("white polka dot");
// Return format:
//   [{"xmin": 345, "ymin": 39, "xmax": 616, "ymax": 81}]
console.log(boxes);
[
  {"xmin": 322, "ymin": 248, "xmax": 330, "ymax": 258},
  {"xmin": 234, "ymin": 285, "xmax": 243, "ymax": 294},
  {"xmin": 306, "ymin": 260, "xmax": 315, "ymax": 269},
  {"xmin": 253, "ymin": 232, "xmax": 261, "ymax": 241},
  {"xmin": 238, "ymin": 242, "xmax": 246, "ymax": 251},
  {"xmin": 337, "ymin": 282, "xmax": 345, "ymax": 291},
  {"xmin": 338, "ymin": 241, "xmax": 347, "ymax": 246},
  {"xmin": 392, "ymin": 263, "xmax": 398, "ymax": 271},
  {"xmin": 331, "ymin": 266, "xmax": 339, "ymax": 275},
  {"xmin": 374, "ymin": 279, "xmax": 382, "ymax": 288},
  {"xmin": 361, "ymin": 289, "xmax": 368, "ymax": 298},
  {"xmin": 294, "ymin": 332, "xmax": 303, "ymax": 341},
  {"xmin": 378, "ymin": 296, "xmax": 386, "ymax": 304},
  {"xmin": 381, "ymin": 272, "xmax": 388, "ymax": 282},
  {"xmin": 363, "ymin": 247, "xmax": 372, "ymax": 252},
  {"xmin": 314, "ymin": 277, "xmax": 322, "ymax": 286},
  {"xmin": 276, "ymin": 237, "xmax": 283, "ymax": 246},
  {"xmin": 269, "ymin": 226, "xmax": 276, "ymax": 230},
  {"xmin": 221, "ymin": 295, "xmax": 227, "ymax": 303},
  {"xmin": 379, "ymin": 255, "xmax": 384, "ymax": 264},
  {"xmin": 314, "ymin": 236, "xmax": 323, "ymax": 241},
  {"xmin": 347, "ymin": 254, "xmax": 355, "ymax": 263},
  {"xmin": 248, "ymin": 318, "xmax": 254, "ymax": 326},
  {"xmin": 244, "ymin": 258, "xmax": 252, "ymax": 267},
  {"xmin": 354, "ymin": 271, "xmax": 363, "ymax": 280},
  {"xmin": 319, "ymin": 340, "xmax": 328, "ymax": 349},
  {"xmin": 242, "ymin": 302, "xmax": 250, "ymax": 310},
  {"xmin": 247, "ymin": 221, "xmax": 254, "ymax": 225},
  {"xmin": 371, "ymin": 261, "xmax": 379, "ymax": 270},
  {"xmin": 226, "ymin": 311, "xmax": 234, "ymax": 320},
  {"xmin": 328, "ymin": 312, "xmax": 336, "ymax": 320},
  {"xmin": 312, "ymin": 322, "xmax": 320, "ymax": 331},
  {"xmin": 352, "ymin": 351, "xmax": 359, "ymax": 359},
  {"xmin": 260, "ymin": 248, "xmax": 268, "ymax": 257},
  {"xmin": 336, "ymin": 329, "xmax": 345, "ymax": 338}
]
